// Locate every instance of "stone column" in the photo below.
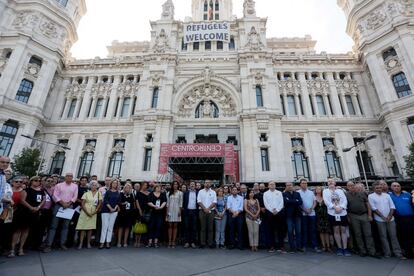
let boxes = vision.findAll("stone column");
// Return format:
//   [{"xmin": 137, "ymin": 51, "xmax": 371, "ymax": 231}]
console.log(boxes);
[
  {"xmin": 79, "ymin": 77, "xmax": 95, "ymax": 120},
  {"xmin": 283, "ymin": 94, "xmax": 288, "ymax": 116},
  {"xmin": 107, "ymin": 75, "xmax": 121, "ymax": 119},
  {"xmin": 323, "ymin": 94, "xmax": 332, "ymax": 117},
  {"xmin": 61, "ymin": 98, "xmax": 71, "ymax": 119},
  {"xmin": 311, "ymin": 94, "xmax": 319, "ymax": 117},
  {"xmin": 29, "ymin": 60, "xmax": 58, "ymax": 110},
  {"xmin": 73, "ymin": 97, "xmax": 82, "ymax": 119},
  {"xmin": 297, "ymin": 73, "xmax": 312, "ymax": 117},
  {"xmin": 89, "ymin": 96, "xmax": 98, "ymax": 119},
  {"xmin": 326, "ymin": 72, "xmax": 342, "ymax": 117},
  {"xmin": 294, "ymin": 94, "xmax": 301, "ymax": 116},
  {"xmin": 339, "ymin": 93, "xmax": 349, "ymax": 117},
  {"xmin": 352, "ymin": 94, "xmax": 362, "ymax": 116}
]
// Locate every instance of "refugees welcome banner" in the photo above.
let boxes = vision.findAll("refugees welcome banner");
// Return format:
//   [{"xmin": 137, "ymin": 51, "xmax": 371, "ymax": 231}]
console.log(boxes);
[{"xmin": 184, "ymin": 22, "xmax": 230, "ymax": 44}]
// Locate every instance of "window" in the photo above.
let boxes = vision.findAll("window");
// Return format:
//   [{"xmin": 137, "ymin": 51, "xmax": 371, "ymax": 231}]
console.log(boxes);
[
  {"xmin": 229, "ymin": 37, "xmax": 235, "ymax": 50},
  {"xmin": 357, "ymin": 95, "xmax": 364, "ymax": 115},
  {"xmin": 316, "ymin": 95, "xmax": 327, "ymax": 115},
  {"xmin": 261, "ymin": 148, "xmax": 270, "ymax": 171},
  {"xmin": 226, "ymin": 136, "xmax": 238, "ymax": 146},
  {"xmin": 217, "ymin": 41, "xmax": 223, "ymax": 50},
  {"xmin": 338, "ymin": 95, "xmax": 345, "ymax": 115},
  {"xmin": 5, "ymin": 50, "xmax": 12, "ymax": 59},
  {"xmin": 193, "ymin": 42, "xmax": 200, "ymax": 51},
  {"xmin": 181, "ymin": 38, "xmax": 188, "ymax": 51},
  {"xmin": 256, "ymin": 85, "xmax": 263, "ymax": 107},
  {"xmin": 292, "ymin": 152, "xmax": 310, "ymax": 180},
  {"xmin": 354, "ymin": 138, "xmax": 375, "ymax": 177},
  {"xmin": 393, "ymin": 72, "xmax": 412, "ymax": 98},
  {"xmin": 94, "ymin": 98, "xmax": 104, "ymax": 118},
  {"xmin": 49, "ymin": 152, "xmax": 66, "ymax": 175},
  {"xmin": 205, "ymin": 41, "xmax": 211, "ymax": 51},
  {"xmin": 309, "ymin": 95, "xmax": 315, "ymax": 115},
  {"xmin": 151, "ymin": 87, "xmax": 159, "ymax": 108},
  {"xmin": 215, "ymin": 0, "xmax": 219, "ymax": 11},
  {"xmin": 113, "ymin": 97, "xmax": 120, "ymax": 117},
  {"xmin": 382, "ymin": 48, "xmax": 397, "ymax": 61},
  {"xmin": 287, "ymin": 95, "xmax": 297, "ymax": 116},
  {"xmin": 121, "ymin": 97, "xmax": 131, "ymax": 118},
  {"xmin": 176, "ymin": 136, "xmax": 187, "ymax": 144},
  {"xmin": 131, "ymin": 96, "xmax": 137, "ymax": 116},
  {"xmin": 67, "ymin": 99, "xmax": 77, "ymax": 118},
  {"xmin": 345, "ymin": 95, "xmax": 356, "ymax": 115},
  {"xmin": 280, "ymin": 95, "xmax": 286, "ymax": 115},
  {"xmin": 260, "ymin": 133, "xmax": 268, "ymax": 142},
  {"xmin": 324, "ymin": 151, "xmax": 343, "ymax": 180},
  {"xmin": 143, "ymin": 148, "xmax": 152, "ymax": 171},
  {"xmin": 407, "ymin": 117, "xmax": 414, "ymax": 141},
  {"xmin": 29, "ymin": 56, "xmax": 42, "ymax": 67},
  {"xmin": 0, "ymin": 120, "xmax": 18, "ymax": 156},
  {"xmin": 15, "ymin": 79, "xmax": 34, "ymax": 103},
  {"xmin": 204, "ymin": 0, "xmax": 208, "ymax": 11},
  {"xmin": 298, "ymin": 95, "xmax": 304, "ymax": 115},
  {"xmin": 55, "ymin": 0, "xmax": 68, "ymax": 7},
  {"xmin": 107, "ymin": 152, "xmax": 124, "ymax": 178},
  {"xmin": 146, "ymin": 134, "xmax": 153, "ymax": 143},
  {"xmin": 78, "ymin": 152, "xmax": 94, "ymax": 177}
]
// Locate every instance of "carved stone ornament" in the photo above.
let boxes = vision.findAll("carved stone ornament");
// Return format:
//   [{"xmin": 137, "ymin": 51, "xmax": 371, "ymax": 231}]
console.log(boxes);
[
  {"xmin": 383, "ymin": 149, "xmax": 396, "ymax": 168},
  {"xmin": 243, "ymin": 0, "xmax": 256, "ymax": 17},
  {"xmin": 91, "ymin": 83, "xmax": 113, "ymax": 97},
  {"xmin": 397, "ymin": 0, "xmax": 414, "ymax": 16},
  {"xmin": 12, "ymin": 11, "xmax": 64, "ymax": 41},
  {"xmin": 25, "ymin": 64, "xmax": 41, "ymax": 78},
  {"xmin": 278, "ymin": 80, "xmax": 301, "ymax": 94},
  {"xmin": 245, "ymin": 27, "xmax": 264, "ymax": 51},
  {"xmin": 254, "ymin": 72, "xmax": 264, "ymax": 86},
  {"xmin": 82, "ymin": 144, "xmax": 95, "ymax": 153},
  {"xmin": 292, "ymin": 144, "xmax": 306, "ymax": 153},
  {"xmin": 365, "ymin": 9, "xmax": 387, "ymax": 30},
  {"xmin": 65, "ymin": 83, "xmax": 87, "ymax": 97},
  {"xmin": 39, "ymin": 19, "xmax": 58, "ymax": 38},
  {"xmin": 324, "ymin": 144, "xmax": 338, "ymax": 152},
  {"xmin": 161, "ymin": 0, "xmax": 174, "ymax": 20},
  {"xmin": 307, "ymin": 80, "xmax": 330, "ymax": 94},
  {"xmin": 117, "ymin": 82, "xmax": 139, "ymax": 96},
  {"xmin": 0, "ymin": 57, "xmax": 8, "ymax": 69},
  {"xmin": 178, "ymin": 85, "xmax": 237, "ymax": 118},
  {"xmin": 385, "ymin": 57, "xmax": 401, "ymax": 72},
  {"xmin": 335, "ymin": 80, "xmax": 359, "ymax": 94},
  {"xmin": 153, "ymin": 29, "xmax": 169, "ymax": 53},
  {"xmin": 111, "ymin": 142, "xmax": 125, "ymax": 154},
  {"xmin": 152, "ymin": 74, "xmax": 161, "ymax": 86},
  {"xmin": 202, "ymin": 67, "xmax": 213, "ymax": 85}
]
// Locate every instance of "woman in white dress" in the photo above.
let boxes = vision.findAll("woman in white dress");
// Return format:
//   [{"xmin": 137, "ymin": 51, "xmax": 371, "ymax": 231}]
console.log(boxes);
[{"xmin": 166, "ymin": 181, "xmax": 183, "ymax": 248}]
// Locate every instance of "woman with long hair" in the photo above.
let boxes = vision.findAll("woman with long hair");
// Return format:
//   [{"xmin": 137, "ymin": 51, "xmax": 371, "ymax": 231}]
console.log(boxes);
[
  {"xmin": 134, "ymin": 182, "xmax": 148, "ymax": 247},
  {"xmin": 9, "ymin": 176, "xmax": 44, "ymax": 257},
  {"xmin": 315, "ymin": 186, "xmax": 331, "ymax": 252},
  {"xmin": 76, "ymin": 180, "xmax": 102, "ymax": 249},
  {"xmin": 147, "ymin": 184, "xmax": 167, "ymax": 248},
  {"xmin": 116, "ymin": 183, "xmax": 136, "ymax": 247},
  {"xmin": 245, "ymin": 189, "xmax": 261, "ymax": 252},
  {"xmin": 99, "ymin": 179, "xmax": 120, "ymax": 249},
  {"xmin": 166, "ymin": 181, "xmax": 183, "ymax": 248}
]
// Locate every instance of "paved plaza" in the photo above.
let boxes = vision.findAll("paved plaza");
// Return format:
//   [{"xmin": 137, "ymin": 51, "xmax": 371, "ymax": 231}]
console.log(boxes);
[{"xmin": 0, "ymin": 248, "xmax": 412, "ymax": 276}]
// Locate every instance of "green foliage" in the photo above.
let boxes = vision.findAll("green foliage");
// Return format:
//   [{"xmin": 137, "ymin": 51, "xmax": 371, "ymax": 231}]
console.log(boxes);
[
  {"xmin": 404, "ymin": 143, "xmax": 414, "ymax": 182},
  {"xmin": 12, "ymin": 148, "xmax": 43, "ymax": 177}
]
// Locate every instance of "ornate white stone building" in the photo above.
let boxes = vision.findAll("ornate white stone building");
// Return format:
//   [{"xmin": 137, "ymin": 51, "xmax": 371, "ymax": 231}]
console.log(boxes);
[{"xmin": 0, "ymin": 0, "xmax": 413, "ymax": 183}]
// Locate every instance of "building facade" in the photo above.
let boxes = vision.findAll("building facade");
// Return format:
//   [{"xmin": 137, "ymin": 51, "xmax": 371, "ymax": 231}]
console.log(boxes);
[{"xmin": 0, "ymin": 0, "xmax": 413, "ymax": 183}]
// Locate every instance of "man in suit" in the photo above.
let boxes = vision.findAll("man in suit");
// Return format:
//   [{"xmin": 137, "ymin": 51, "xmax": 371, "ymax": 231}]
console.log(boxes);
[{"xmin": 183, "ymin": 181, "xmax": 199, "ymax": 248}]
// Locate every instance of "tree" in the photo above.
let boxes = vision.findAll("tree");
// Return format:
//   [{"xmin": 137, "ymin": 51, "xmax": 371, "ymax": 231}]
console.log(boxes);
[
  {"xmin": 12, "ymin": 147, "xmax": 43, "ymax": 177},
  {"xmin": 404, "ymin": 143, "xmax": 414, "ymax": 182}
]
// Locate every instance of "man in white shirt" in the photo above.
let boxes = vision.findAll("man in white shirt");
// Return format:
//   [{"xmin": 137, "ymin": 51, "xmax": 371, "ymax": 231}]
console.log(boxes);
[
  {"xmin": 227, "ymin": 187, "xmax": 244, "ymax": 249},
  {"xmin": 263, "ymin": 182, "xmax": 285, "ymax": 253},
  {"xmin": 197, "ymin": 180, "xmax": 217, "ymax": 248},
  {"xmin": 368, "ymin": 181, "xmax": 404, "ymax": 259},
  {"xmin": 323, "ymin": 178, "xmax": 350, "ymax": 257}
]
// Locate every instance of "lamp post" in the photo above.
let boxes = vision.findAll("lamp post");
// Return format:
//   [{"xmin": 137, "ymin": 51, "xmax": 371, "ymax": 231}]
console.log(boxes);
[
  {"xmin": 343, "ymin": 135, "xmax": 377, "ymax": 191},
  {"xmin": 21, "ymin": 135, "xmax": 71, "ymax": 176}
]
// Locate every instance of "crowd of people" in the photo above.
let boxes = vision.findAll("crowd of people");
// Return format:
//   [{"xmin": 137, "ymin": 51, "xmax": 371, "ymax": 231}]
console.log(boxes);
[{"xmin": 0, "ymin": 155, "xmax": 414, "ymax": 260}]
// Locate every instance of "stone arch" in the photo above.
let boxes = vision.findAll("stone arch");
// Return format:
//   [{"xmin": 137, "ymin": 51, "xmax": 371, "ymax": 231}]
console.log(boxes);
[{"xmin": 173, "ymin": 76, "xmax": 241, "ymax": 119}]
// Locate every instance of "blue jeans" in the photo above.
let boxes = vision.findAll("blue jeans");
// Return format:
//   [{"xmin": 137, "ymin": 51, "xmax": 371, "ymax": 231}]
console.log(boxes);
[
  {"xmin": 287, "ymin": 216, "xmax": 302, "ymax": 250},
  {"xmin": 301, "ymin": 215, "xmax": 318, "ymax": 248},
  {"xmin": 215, "ymin": 213, "xmax": 227, "ymax": 246},
  {"xmin": 46, "ymin": 205, "xmax": 72, "ymax": 247}
]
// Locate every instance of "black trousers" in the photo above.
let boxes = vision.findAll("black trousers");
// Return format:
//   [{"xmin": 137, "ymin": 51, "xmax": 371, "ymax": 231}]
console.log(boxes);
[
  {"xmin": 183, "ymin": 209, "xmax": 198, "ymax": 244},
  {"xmin": 228, "ymin": 213, "xmax": 243, "ymax": 248},
  {"xmin": 396, "ymin": 215, "xmax": 414, "ymax": 258},
  {"xmin": 266, "ymin": 210, "xmax": 287, "ymax": 250}
]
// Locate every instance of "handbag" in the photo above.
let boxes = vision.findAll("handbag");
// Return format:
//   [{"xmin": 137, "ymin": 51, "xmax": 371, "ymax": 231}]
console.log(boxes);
[
  {"xmin": 0, "ymin": 206, "xmax": 13, "ymax": 223},
  {"xmin": 133, "ymin": 220, "xmax": 148, "ymax": 235}
]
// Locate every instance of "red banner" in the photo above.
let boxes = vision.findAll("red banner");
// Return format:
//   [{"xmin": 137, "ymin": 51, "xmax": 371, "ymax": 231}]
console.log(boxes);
[{"xmin": 158, "ymin": 144, "xmax": 236, "ymax": 177}]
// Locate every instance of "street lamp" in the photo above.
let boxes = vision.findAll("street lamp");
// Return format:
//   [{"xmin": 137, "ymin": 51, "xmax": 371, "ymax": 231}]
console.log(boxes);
[
  {"xmin": 21, "ymin": 135, "xmax": 71, "ymax": 176},
  {"xmin": 343, "ymin": 135, "xmax": 377, "ymax": 191}
]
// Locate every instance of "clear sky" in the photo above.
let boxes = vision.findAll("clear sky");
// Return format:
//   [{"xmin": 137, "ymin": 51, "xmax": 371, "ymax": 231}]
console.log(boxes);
[{"xmin": 70, "ymin": 0, "xmax": 354, "ymax": 59}]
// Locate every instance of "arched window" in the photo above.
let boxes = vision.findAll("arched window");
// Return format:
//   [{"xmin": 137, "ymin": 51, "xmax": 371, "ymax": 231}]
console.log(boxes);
[
  {"xmin": 229, "ymin": 37, "xmax": 235, "ymax": 50},
  {"xmin": 15, "ymin": 79, "xmax": 34, "ymax": 103},
  {"xmin": 382, "ymin": 47, "xmax": 397, "ymax": 61},
  {"xmin": 324, "ymin": 151, "xmax": 342, "ymax": 180},
  {"xmin": 393, "ymin": 72, "xmax": 412, "ymax": 98},
  {"xmin": 215, "ymin": 0, "xmax": 219, "ymax": 11},
  {"xmin": 195, "ymin": 100, "xmax": 219, "ymax": 118},
  {"xmin": 29, "ymin": 56, "xmax": 42, "ymax": 67},
  {"xmin": 49, "ymin": 152, "xmax": 66, "ymax": 175},
  {"xmin": 204, "ymin": 0, "xmax": 208, "ymax": 12},
  {"xmin": 291, "ymin": 138, "xmax": 310, "ymax": 180},
  {"xmin": 107, "ymin": 152, "xmax": 124, "ymax": 178},
  {"xmin": 0, "ymin": 120, "xmax": 18, "ymax": 156},
  {"xmin": 78, "ymin": 152, "xmax": 94, "ymax": 177}
]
